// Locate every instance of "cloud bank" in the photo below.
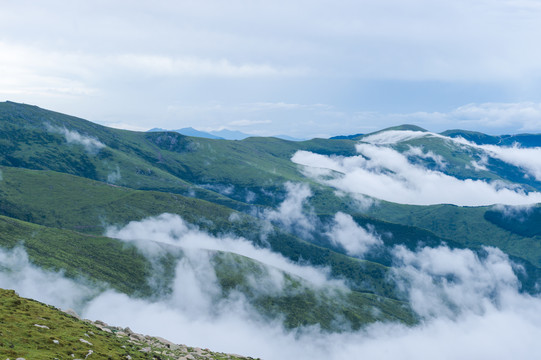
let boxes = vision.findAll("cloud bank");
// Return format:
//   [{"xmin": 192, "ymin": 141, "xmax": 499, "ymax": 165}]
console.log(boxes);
[
  {"xmin": 105, "ymin": 213, "xmax": 336, "ymax": 288},
  {"xmin": 292, "ymin": 131, "xmax": 541, "ymax": 206},
  {"xmin": 326, "ymin": 212, "xmax": 382, "ymax": 257},
  {"xmin": 3, "ymin": 234, "xmax": 541, "ymax": 359},
  {"xmin": 262, "ymin": 182, "xmax": 316, "ymax": 238}
]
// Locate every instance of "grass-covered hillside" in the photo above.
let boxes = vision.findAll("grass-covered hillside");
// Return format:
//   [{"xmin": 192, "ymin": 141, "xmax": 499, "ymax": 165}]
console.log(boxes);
[{"xmin": 0, "ymin": 288, "xmax": 256, "ymax": 359}]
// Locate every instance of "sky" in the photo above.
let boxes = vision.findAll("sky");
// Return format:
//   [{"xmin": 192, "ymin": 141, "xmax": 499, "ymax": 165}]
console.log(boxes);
[{"xmin": 1, "ymin": 0, "xmax": 541, "ymax": 138}]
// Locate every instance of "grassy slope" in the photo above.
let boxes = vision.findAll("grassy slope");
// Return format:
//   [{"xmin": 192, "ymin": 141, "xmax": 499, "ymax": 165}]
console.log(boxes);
[
  {"xmin": 366, "ymin": 201, "xmax": 541, "ymax": 268},
  {"xmin": 0, "ymin": 288, "xmax": 253, "ymax": 360},
  {"xmin": 0, "ymin": 165, "xmax": 403, "ymax": 298},
  {"xmin": 0, "ymin": 165, "xmax": 237, "ymax": 235},
  {"xmin": 0, "ymin": 215, "xmax": 154, "ymax": 296}
]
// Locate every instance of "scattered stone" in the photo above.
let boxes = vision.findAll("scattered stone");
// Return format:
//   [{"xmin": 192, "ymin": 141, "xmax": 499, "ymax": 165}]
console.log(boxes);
[
  {"xmin": 84, "ymin": 350, "xmax": 93, "ymax": 359},
  {"xmin": 79, "ymin": 338, "xmax": 93, "ymax": 346},
  {"xmin": 131, "ymin": 333, "xmax": 145, "ymax": 341},
  {"xmin": 139, "ymin": 347, "xmax": 151, "ymax": 353},
  {"xmin": 52, "ymin": 339, "xmax": 59, "ymax": 344},
  {"xmin": 124, "ymin": 327, "xmax": 133, "ymax": 334},
  {"xmin": 64, "ymin": 309, "xmax": 80, "ymax": 319},
  {"xmin": 126, "ymin": 356, "xmax": 132, "ymax": 360},
  {"xmin": 95, "ymin": 320, "xmax": 108, "ymax": 327},
  {"xmin": 34, "ymin": 324, "xmax": 50, "ymax": 329}
]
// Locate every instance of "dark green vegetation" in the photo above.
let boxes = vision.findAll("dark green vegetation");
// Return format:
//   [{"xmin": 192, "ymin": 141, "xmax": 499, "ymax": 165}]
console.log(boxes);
[
  {"xmin": 441, "ymin": 129, "xmax": 541, "ymax": 148},
  {"xmin": 0, "ymin": 101, "xmax": 540, "ymax": 337},
  {"xmin": 0, "ymin": 288, "xmax": 254, "ymax": 359}
]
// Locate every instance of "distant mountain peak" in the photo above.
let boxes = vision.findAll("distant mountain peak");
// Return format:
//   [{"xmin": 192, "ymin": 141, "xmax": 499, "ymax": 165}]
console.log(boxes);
[{"xmin": 381, "ymin": 124, "xmax": 428, "ymax": 132}]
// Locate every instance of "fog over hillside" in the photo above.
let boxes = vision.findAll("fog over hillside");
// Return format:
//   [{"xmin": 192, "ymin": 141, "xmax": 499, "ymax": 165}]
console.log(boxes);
[
  {"xmin": 2, "ymin": 174, "xmax": 541, "ymax": 359},
  {"xmin": 2, "ymin": 216, "xmax": 541, "ymax": 359},
  {"xmin": 293, "ymin": 130, "xmax": 541, "ymax": 206}
]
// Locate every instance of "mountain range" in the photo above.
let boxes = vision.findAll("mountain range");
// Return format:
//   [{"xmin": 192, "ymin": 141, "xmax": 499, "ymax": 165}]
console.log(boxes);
[
  {"xmin": 148, "ymin": 126, "xmax": 305, "ymax": 141},
  {"xmin": 1, "ymin": 101, "xmax": 540, "ymax": 359}
]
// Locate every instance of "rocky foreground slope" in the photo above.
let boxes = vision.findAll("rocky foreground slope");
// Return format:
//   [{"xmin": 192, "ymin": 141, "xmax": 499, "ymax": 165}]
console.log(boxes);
[{"xmin": 0, "ymin": 288, "xmax": 256, "ymax": 360}]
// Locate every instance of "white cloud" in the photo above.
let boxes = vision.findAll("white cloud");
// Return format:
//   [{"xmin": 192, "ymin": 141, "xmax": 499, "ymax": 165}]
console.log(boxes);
[
  {"xmin": 362, "ymin": 130, "xmax": 430, "ymax": 145},
  {"xmin": 107, "ymin": 166, "xmax": 121, "ymax": 184},
  {"xmin": 491, "ymin": 203, "xmax": 537, "ymax": 221},
  {"xmin": 0, "ymin": 247, "xmax": 98, "ymax": 312},
  {"xmin": 105, "ymin": 213, "xmax": 336, "ymax": 287},
  {"xmin": 361, "ymin": 129, "xmax": 541, "ymax": 183},
  {"xmin": 47, "ymin": 124, "xmax": 105, "ymax": 154},
  {"xmin": 392, "ymin": 245, "xmax": 518, "ymax": 319},
  {"xmin": 263, "ymin": 182, "xmax": 316, "ymax": 238},
  {"xmin": 326, "ymin": 212, "xmax": 382, "ymax": 257},
  {"xmin": 3, "ymin": 241, "xmax": 541, "ymax": 359},
  {"xmin": 62, "ymin": 128, "xmax": 105, "ymax": 154},
  {"xmin": 292, "ymin": 142, "xmax": 541, "ymax": 206},
  {"xmin": 405, "ymin": 146, "xmax": 447, "ymax": 169},
  {"xmin": 477, "ymin": 144, "xmax": 541, "ymax": 181}
]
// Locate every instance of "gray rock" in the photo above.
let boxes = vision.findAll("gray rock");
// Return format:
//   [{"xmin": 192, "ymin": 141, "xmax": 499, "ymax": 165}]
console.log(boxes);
[
  {"xmin": 79, "ymin": 338, "xmax": 93, "ymax": 346},
  {"xmin": 64, "ymin": 309, "xmax": 80, "ymax": 319},
  {"xmin": 131, "ymin": 333, "xmax": 145, "ymax": 341}
]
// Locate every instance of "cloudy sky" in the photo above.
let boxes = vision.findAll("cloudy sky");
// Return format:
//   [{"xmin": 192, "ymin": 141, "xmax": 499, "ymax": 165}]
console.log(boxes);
[{"xmin": 1, "ymin": 0, "xmax": 541, "ymax": 138}]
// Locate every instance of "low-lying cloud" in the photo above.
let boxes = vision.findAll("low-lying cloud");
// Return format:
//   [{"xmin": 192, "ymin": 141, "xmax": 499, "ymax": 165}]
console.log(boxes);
[
  {"xmin": 468, "ymin": 142, "xmax": 541, "ymax": 182},
  {"xmin": 392, "ymin": 245, "xmax": 519, "ymax": 319},
  {"xmin": 106, "ymin": 166, "xmax": 121, "ymax": 184},
  {"xmin": 365, "ymin": 129, "xmax": 541, "ymax": 183},
  {"xmin": 262, "ymin": 182, "xmax": 316, "ymax": 238},
  {"xmin": 292, "ymin": 132, "xmax": 541, "ymax": 206},
  {"xmin": 326, "ymin": 212, "xmax": 382, "ymax": 257},
  {"xmin": 105, "ymin": 213, "xmax": 336, "ymax": 288},
  {"xmin": 0, "ymin": 247, "xmax": 97, "ymax": 312},
  {"xmin": 3, "ymin": 233, "xmax": 541, "ymax": 359},
  {"xmin": 46, "ymin": 124, "xmax": 105, "ymax": 154}
]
